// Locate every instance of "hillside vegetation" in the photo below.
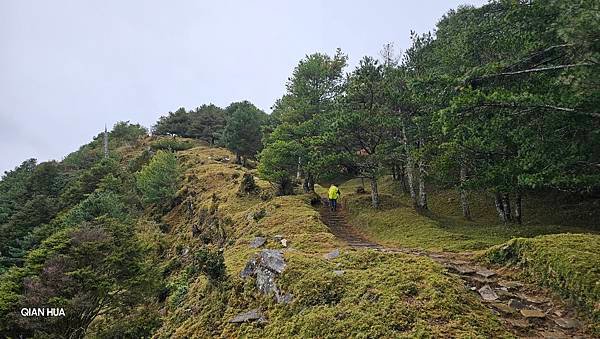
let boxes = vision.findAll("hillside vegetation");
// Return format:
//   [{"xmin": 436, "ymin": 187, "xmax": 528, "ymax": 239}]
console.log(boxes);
[
  {"xmin": 152, "ymin": 145, "xmax": 508, "ymax": 338},
  {"xmin": 1, "ymin": 0, "xmax": 599, "ymax": 337}
]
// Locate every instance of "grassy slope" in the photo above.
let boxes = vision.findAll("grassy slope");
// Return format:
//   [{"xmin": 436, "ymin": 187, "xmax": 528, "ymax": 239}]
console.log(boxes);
[
  {"xmin": 323, "ymin": 177, "xmax": 599, "ymax": 334},
  {"xmin": 484, "ymin": 234, "xmax": 600, "ymax": 334},
  {"xmin": 151, "ymin": 146, "xmax": 509, "ymax": 338},
  {"xmin": 332, "ymin": 177, "xmax": 598, "ymax": 252}
]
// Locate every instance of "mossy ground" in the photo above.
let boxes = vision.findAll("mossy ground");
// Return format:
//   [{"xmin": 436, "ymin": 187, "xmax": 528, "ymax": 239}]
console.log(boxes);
[
  {"xmin": 149, "ymin": 146, "xmax": 509, "ymax": 338},
  {"xmin": 483, "ymin": 234, "xmax": 600, "ymax": 335},
  {"xmin": 324, "ymin": 177, "xmax": 598, "ymax": 252}
]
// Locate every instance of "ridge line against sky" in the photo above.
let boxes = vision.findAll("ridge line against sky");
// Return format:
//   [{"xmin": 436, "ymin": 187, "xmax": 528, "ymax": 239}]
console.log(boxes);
[{"xmin": 0, "ymin": 0, "xmax": 487, "ymax": 174}]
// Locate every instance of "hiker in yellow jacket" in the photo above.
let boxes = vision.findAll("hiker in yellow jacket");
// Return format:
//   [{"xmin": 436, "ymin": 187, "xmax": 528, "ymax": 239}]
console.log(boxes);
[{"xmin": 328, "ymin": 184, "xmax": 341, "ymax": 211}]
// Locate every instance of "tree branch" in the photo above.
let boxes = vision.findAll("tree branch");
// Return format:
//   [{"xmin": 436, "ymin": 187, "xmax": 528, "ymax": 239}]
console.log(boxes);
[{"xmin": 470, "ymin": 63, "xmax": 596, "ymax": 85}]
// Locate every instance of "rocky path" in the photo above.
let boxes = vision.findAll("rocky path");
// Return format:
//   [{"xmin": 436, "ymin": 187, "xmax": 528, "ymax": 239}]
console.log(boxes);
[{"xmin": 319, "ymin": 198, "xmax": 591, "ymax": 338}]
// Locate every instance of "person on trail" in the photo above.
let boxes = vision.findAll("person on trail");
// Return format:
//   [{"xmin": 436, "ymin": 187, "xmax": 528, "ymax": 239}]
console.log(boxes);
[{"xmin": 328, "ymin": 184, "xmax": 341, "ymax": 212}]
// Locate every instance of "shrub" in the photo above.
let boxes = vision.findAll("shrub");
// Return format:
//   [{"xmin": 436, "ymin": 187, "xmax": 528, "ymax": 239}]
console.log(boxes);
[
  {"xmin": 193, "ymin": 248, "xmax": 226, "ymax": 283},
  {"xmin": 150, "ymin": 138, "xmax": 196, "ymax": 152},
  {"xmin": 136, "ymin": 151, "xmax": 181, "ymax": 209}
]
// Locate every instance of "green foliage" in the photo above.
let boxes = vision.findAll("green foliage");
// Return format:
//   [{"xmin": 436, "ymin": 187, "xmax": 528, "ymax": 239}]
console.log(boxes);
[
  {"xmin": 191, "ymin": 247, "xmax": 226, "ymax": 283},
  {"xmin": 150, "ymin": 138, "xmax": 197, "ymax": 152},
  {"xmin": 222, "ymin": 101, "xmax": 267, "ymax": 162},
  {"xmin": 261, "ymin": 50, "xmax": 349, "ymax": 192},
  {"xmin": 110, "ymin": 121, "xmax": 148, "ymax": 144},
  {"xmin": 136, "ymin": 150, "xmax": 181, "ymax": 209},
  {"xmin": 153, "ymin": 104, "xmax": 226, "ymax": 144},
  {"xmin": 258, "ymin": 140, "xmax": 303, "ymax": 195},
  {"xmin": 0, "ymin": 159, "xmax": 37, "ymax": 224}
]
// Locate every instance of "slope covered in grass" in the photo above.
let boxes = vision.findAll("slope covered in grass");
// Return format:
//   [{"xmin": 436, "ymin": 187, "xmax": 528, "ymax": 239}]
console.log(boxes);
[
  {"xmin": 331, "ymin": 177, "xmax": 597, "ymax": 252},
  {"xmin": 484, "ymin": 234, "xmax": 600, "ymax": 334},
  {"xmin": 151, "ymin": 146, "xmax": 509, "ymax": 338}
]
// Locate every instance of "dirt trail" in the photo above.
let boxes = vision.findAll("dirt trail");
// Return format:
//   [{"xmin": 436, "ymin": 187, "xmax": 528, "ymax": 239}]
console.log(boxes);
[{"xmin": 319, "ymin": 198, "xmax": 591, "ymax": 338}]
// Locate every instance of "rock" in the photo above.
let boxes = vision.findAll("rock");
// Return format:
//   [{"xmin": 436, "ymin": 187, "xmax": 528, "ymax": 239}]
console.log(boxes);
[
  {"xmin": 491, "ymin": 302, "xmax": 515, "ymax": 314},
  {"xmin": 258, "ymin": 249, "xmax": 286, "ymax": 273},
  {"xmin": 478, "ymin": 284, "xmax": 499, "ymax": 301},
  {"xmin": 452, "ymin": 265, "xmax": 476, "ymax": 274},
  {"xmin": 240, "ymin": 250, "xmax": 287, "ymax": 301},
  {"xmin": 495, "ymin": 290, "xmax": 517, "ymax": 299},
  {"xmin": 465, "ymin": 275, "xmax": 495, "ymax": 284},
  {"xmin": 273, "ymin": 235, "xmax": 283, "ymax": 241},
  {"xmin": 240, "ymin": 257, "xmax": 257, "ymax": 278},
  {"xmin": 518, "ymin": 293, "xmax": 548, "ymax": 304},
  {"xmin": 539, "ymin": 330, "xmax": 569, "ymax": 338},
  {"xmin": 277, "ymin": 293, "xmax": 294, "ymax": 304},
  {"xmin": 280, "ymin": 239, "xmax": 288, "ymax": 247},
  {"xmin": 506, "ymin": 319, "xmax": 530, "ymax": 328},
  {"xmin": 520, "ymin": 309, "xmax": 545, "ymax": 318},
  {"xmin": 324, "ymin": 249, "xmax": 340, "ymax": 260},
  {"xmin": 554, "ymin": 318, "xmax": 579, "ymax": 329},
  {"xmin": 181, "ymin": 247, "xmax": 189, "ymax": 256},
  {"xmin": 250, "ymin": 236, "xmax": 266, "ymax": 248},
  {"xmin": 230, "ymin": 309, "xmax": 263, "ymax": 323},
  {"xmin": 498, "ymin": 280, "xmax": 523, "ymax": 290},
  {"xmin": 508, "ymin": 298, "xmax": 527, "ymax": 310},
  {"xmin": 333, "ymin": 270, "xmax": 345, "ymax": 276},
  {"xmin": 256, "ymin": 269, "xmax": 279, "ymax": 295},
  {"xmin": 475, "ymin": 268, "xmax": 496, "ymax": 278}
]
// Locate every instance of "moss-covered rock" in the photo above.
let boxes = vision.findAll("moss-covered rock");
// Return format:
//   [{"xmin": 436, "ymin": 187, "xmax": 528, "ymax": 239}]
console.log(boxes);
[{"xmin": 483, "ymin": 233, "xmax": 600, "ymax": 334}]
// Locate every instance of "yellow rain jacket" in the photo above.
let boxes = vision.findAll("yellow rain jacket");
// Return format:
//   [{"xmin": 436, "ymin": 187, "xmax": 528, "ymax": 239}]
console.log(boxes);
[{"xmin": 328, "ymin": 185, "xmax": 340, "ymax": 200}]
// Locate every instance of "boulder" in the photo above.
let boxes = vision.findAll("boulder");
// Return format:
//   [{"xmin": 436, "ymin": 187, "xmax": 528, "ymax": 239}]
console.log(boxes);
[
  {"xmin": 250, "ymin": 236, "xmax": 266, "ymax": 248},
  {"xmin": 520, "ymin": 309, "xmax": 545, "ymax": 318},
  {"xmin": 508, "ymin": 298, "xmax": 526, "ymax": 310},
  {"xmin": 324, "ymin": 249, "xmax": 340, "ymax": 260},
  {"xmin": 554, "ymin": 318, "xmax": 579, "ymax": 329},
  {"xmin": 478, "ymin": 284, "xmax": 499, "ymax": 301},
  {"xmin": 230, "ymin": 309, "xmax": 263, "ymax": 323},
  {"xmin": 475, "ymin": 268, "xmax": 496, "ymax": 278},
  {"xmin": 452, "ymin": 265, "xmax": 476, "ymax": 274},
  {"xmin": 240, "ymin": 249, "xmax": 288, "ymax": 302}
]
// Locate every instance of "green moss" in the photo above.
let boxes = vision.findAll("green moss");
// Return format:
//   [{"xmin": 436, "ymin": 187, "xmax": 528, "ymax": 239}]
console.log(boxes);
[
  {"xmin": 336, "ymin": 177, "xmax": 595, "ymax": 252},
  {"xmin": 151, "ymin": 147, "xmax": 510, "ymax": 338},
  {"xmin": 483, "ymin": 234, "xmax": 600, "ymax": 334}
]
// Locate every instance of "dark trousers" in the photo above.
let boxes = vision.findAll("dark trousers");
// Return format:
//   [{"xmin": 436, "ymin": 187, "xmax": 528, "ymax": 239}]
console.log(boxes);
[{"xmin": 329, "ymin": 198, "xmax": 337, "ymax": 211}]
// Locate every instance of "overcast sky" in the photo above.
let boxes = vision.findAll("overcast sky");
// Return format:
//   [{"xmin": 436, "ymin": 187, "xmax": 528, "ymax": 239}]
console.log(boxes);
[{"xmin": 0, "ymin": 0, "xmax": 487, "ymax": 175}]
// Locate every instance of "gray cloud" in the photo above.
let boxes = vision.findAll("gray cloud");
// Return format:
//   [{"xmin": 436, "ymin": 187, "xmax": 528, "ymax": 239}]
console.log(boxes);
[{"xmin": 0, "ymin": 0, "xmax": 486, "ymax": 174}]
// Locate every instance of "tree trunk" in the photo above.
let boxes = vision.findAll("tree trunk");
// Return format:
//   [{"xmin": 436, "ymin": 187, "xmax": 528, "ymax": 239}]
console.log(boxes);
[
  {"xmin": 370, "ymin": 177, "xmax": 380, "ymax": 208},
  {"xmin": 494, "ymin": 193, "xmax": 507, "ymax": 223},
  {"xmin": 398, "ymin": 163, "xmax": 407, "ymax": 193},
  {"xmin": 418, "ymin": 159, "xmax": 427, "ymax": 210},
  {"xmin": 502, "ymin": 194, "xmax": 512, "ymax": 222},
  {"xmin": 402, "ymin": 121, "xmax": 418, "ymax": 208},
  {"xmin": 235, "ymin": 152, "xmax": 241, "ymax": 164},
  {"xmin": 459, "ymin": 160, "xmax": 471, "ymax": 220},
  {"xmin": 303, "ymin": 172, "xmax": 314, "ymax": 193},
  {"xmin": 515, "ymin": 192, "xmax": 522, "ymax": 224},
  {"xmin": 417, "ymin": 139, "xmax": 427, "ymax": 210},
  {"xmin": 296, "ymin": 156, "xmax": 301, "ymax": 180},
  {"xmin": 391, "ymin": 165, "xmax": 397, "ymax": 180},
  {"xmin": 279, "ymin": 177, "xmax": 294, "ymax": 196}
]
